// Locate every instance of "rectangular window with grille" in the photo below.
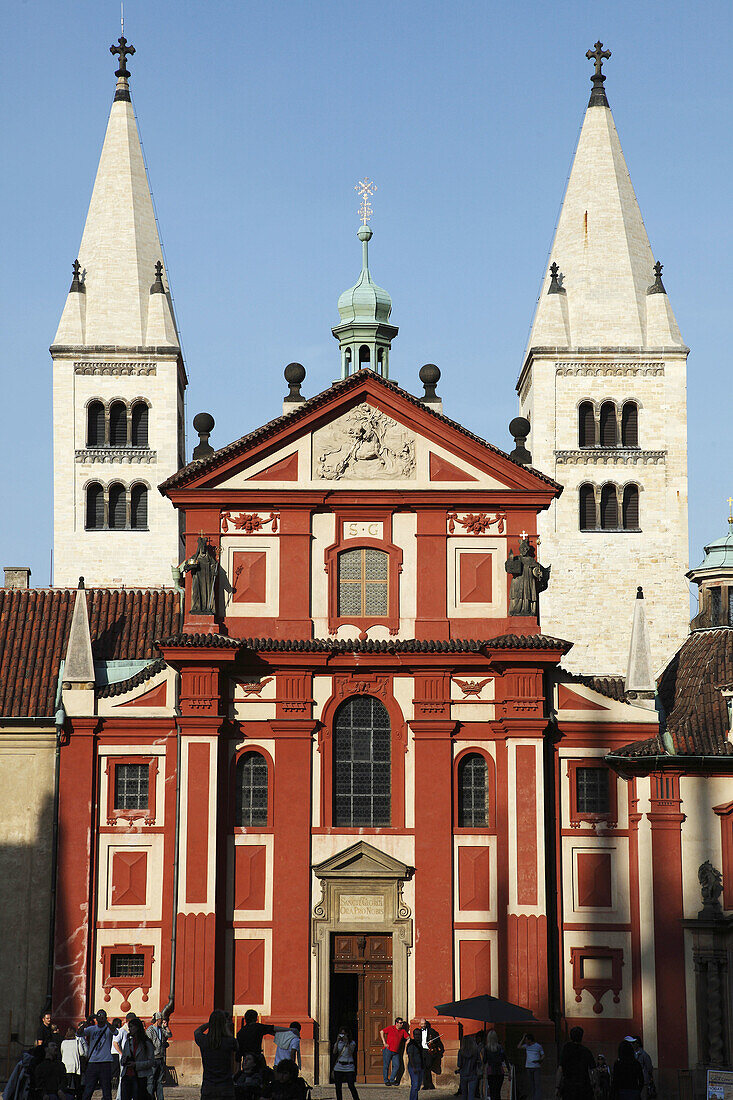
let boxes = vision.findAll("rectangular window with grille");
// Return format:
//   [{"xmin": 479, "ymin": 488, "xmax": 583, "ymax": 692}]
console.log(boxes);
[
  {"xmin": 575, "ymin": 767, "xmax": 610, "ymax": 815},
  {"xmin": 337, "ymin": 548, "xmax": 389, "ymax": 617},
  {"xmin": 109, "ymin": 953, "xmax": 145, "ymax": 978},
  {"xmin": 114, "ymin": 763, "xmax": 149, "ymax": 811}
]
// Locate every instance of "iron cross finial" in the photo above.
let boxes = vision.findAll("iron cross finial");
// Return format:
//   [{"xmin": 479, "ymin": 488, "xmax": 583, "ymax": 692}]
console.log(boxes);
[
  {"xmin": 653, "ymin": 261, "xmax": 663, "ymax": 278},
  {"xmin": 586, "ymin": 41, "xmax": 611, "ymax": 78},
  {"xmin": 110, "ymin": 35, "xmax": 135, "ymax": 79},
  {"xmin": 355, "ymin": 177, "xmax": 377, "ymax": 225}
]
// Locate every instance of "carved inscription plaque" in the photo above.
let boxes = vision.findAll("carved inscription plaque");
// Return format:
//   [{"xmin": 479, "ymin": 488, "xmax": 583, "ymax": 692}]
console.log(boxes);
[{"xmin": 338, "ymin": 894, "xmax": 385, "ymax": 922}]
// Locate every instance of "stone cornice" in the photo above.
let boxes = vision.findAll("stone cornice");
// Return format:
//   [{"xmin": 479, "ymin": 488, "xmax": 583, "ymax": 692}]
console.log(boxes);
[
  {"xmin": 73, "ymin": 362, "xmax": 157, "ymax": 376},
  {"xmin": 555, "ymin": 448, "xmax": 667, "ymax": 466},
  {"xmin": 75, "ymin": 447, "xmax": 157, "ymax": 464},
  {"xmin": 516, "ymin": 345, "xmax": 689, "ymax": 393}
]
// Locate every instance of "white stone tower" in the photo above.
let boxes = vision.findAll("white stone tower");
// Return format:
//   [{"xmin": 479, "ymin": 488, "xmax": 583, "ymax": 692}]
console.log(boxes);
[
  {"xmin": 51, "ymin": 38, "xmax": 186, "ymax": 587},
  {"xmin": 517, "ymin": 43, "xmax": 689, "ymax": 675}
]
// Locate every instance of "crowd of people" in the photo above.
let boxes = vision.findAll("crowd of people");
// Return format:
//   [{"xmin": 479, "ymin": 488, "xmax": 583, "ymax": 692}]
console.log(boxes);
[{"xmin": 3, "ymin": 1009, "xmax": 656, "ymax": 1100}]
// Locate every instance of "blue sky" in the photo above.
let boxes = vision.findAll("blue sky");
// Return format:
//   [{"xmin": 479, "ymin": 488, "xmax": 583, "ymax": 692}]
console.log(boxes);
[{"xmin": 3, "ymin": 0, "xmax": 731, "ymax": 585}]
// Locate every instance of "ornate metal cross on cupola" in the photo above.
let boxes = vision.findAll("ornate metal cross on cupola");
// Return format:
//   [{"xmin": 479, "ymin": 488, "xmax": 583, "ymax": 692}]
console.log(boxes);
[
  {"xmin": 586, "ymin": 40, "xmax": 611, "ymax": 107},
  {"xmin": 110, "ymin": 35, "xmax": 135, "ymax": 100},
  {"xmin": 355, "ymin": 177, "xmax": 376, "ymax": 225}
]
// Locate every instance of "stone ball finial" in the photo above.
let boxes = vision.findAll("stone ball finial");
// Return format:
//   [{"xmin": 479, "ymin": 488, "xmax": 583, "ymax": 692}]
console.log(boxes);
[
  {"xmin": 192, "ymin": 413, "xmax": 215, "ymax": 460},
  {"xmin": 509, "ymin": 416, "xmax": 532, "ymax": 465},
  {"xmin": 419, "ymin": 363, "xmax": 441, "ymax": 403},
  {"xmin": 284, "ymin": 362, "xmax": 306, "ymax": 404},
  {"xmin": 357, "ymin": 225, "xmax": 373, "ymax": 243}
]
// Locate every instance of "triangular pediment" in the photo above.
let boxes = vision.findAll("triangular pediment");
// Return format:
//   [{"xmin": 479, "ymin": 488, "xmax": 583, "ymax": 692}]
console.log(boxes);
[
  {"xmin": 313, "ymin": 840, "xmax": 411, "ymax": 880},
  {"xmin": 162, "ymin": 372, "xmax": 559, "ymax": 499}
]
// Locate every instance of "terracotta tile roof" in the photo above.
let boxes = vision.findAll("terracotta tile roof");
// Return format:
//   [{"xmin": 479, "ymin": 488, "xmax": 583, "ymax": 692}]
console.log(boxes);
[
  {"xmin": 157, "ymin": 633, "xmax": 571, "ymax": 654},
  {"xmin": 159, "ymin": 370, "xmax": 561, "ymax": 492},
  {"xmin": 610, "ymin": 736, "xmax": 663, "ymax": 759},
  {"xmin": 0, "ymin": 588, "xmax": 180, "ymax": 718},
  {"xmin": 566, "ymin": 674, "xmax": 628, "ymax": 702},
  {"xmin": 658, "ymin": 628, "xmax": 733, "ymax": 756},
  {"xmin": 97, "ymin": 657, "xmax": 167, "ymax": 698}
]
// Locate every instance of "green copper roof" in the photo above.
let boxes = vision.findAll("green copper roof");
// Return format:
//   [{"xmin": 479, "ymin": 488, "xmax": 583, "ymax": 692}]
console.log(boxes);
[
  {"xmin": 337, "ymin": 225, "xmax": 392, "ymax": 324},
  {"xmin": 692, "ymin": 519, "xmax": 733, "ymax": 573}
]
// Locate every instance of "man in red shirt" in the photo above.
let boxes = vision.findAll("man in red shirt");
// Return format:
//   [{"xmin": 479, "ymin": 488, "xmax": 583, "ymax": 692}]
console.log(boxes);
[{"xmin": 380, "ymin": 1017, "xmax": 410, "ymax": 1085}]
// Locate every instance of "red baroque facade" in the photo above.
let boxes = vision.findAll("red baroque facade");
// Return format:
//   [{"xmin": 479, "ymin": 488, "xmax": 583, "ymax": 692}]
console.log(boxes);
[{"xmin": 48, "ymin": 371, "xmax": 682, "ymax": 1081}]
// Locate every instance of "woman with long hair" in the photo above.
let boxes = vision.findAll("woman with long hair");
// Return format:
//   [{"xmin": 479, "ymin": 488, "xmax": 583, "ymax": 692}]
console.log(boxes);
[
  {"xmin": 332, "ymin": 1027, "xmax": 360, "ymax": 1100},
  {"xmin": 482, "ymin": 1030, "xmax": 510, "ymax": 1100},
  {"xmin": 610, "ymin": 1041, "xmax": 644, "ymax": 1100},
  {"xmin": 194, "ymin": 1011, "xmax": 238, "ymax": 1100},
  {"xmin": 119, "ymin": 1017, "xmax": 154, "ymax": 1100},
  {"xmin": 456, "ymin": 1035, "xmax": 481, "ymax": 1100}
]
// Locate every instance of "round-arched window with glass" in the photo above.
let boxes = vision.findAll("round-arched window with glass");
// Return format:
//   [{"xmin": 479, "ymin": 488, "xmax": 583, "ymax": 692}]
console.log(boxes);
[
  {"xmin": 333, "ymin": 695, "xmax": 391, "ymax": 827},
  {"xmin": 457, "ymin": 753, "xmax": 489, "ymax": 828},
  {"xmin": 235, "ymin": 752, "xmax": 269, "ymax": 827}
]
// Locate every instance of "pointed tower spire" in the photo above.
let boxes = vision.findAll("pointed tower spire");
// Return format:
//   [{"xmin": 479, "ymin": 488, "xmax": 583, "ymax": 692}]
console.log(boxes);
[
  {"xmin": 332, "ymin": 179, "xmax": 398, "ymax": 380},
  {"xmin": 52, "ymin": 37, "xmax": 180, "ymax": 349},
  {"xmin": 524, "ymin": 43, "xmax": 687, "ymax": 353},
  {"xmin": 625, "ymin": 586, "xmax": 655, "ymax": 698}
]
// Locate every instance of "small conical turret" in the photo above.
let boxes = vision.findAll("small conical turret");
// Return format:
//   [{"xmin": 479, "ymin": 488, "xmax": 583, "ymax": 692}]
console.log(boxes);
[
  {"xmin": 61, "ymin": 579, "xmax": 96, "ymax": 716},
  {"xmin": 332, "ymin": 179, "xmax": 398, "ymax": 380},
  {"xmin": 625, "ymin": 587, "xmax": 655, "ymax": 700}
]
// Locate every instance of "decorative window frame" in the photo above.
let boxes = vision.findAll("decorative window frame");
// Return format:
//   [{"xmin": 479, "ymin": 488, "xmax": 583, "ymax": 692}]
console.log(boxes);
[
  {"xmin": 100, "ymin": 943, "xmax": 155, "ymax": 1013},
  {"xmin": 324, "ymin": 511, "xmax": 402, "ymax": 636},
  {"xmin": 447, "ymin": 538, "xmax": 506, "ymax": 618},
  {"xmin": 317, "ymin": 678, "xmax": 407, "ymax": 829},
  {"xmin": 569, "ymin": 945, "xmax": 623, "ymax": 1014},
  {"xmin": 231, "ymin": 746, "xmax": 274, "ymax": 832},
  {"xmin": 105, "ymin": 756, "xmax": 158, "ymax": 826},
  {"xmin": 567, "ymin": 759, "xmax": 617, "ymax": 829},
  {"xmin": 713, "ymin": 799, "xmax": 733, "ymax": 910},
  {"xmin": 453, "ymin": 747, "xmax": 497, "ymax": 832}
]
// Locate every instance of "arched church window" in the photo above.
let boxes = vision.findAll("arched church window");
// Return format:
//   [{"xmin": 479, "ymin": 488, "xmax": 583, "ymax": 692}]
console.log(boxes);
[
  {"xmin": 337, "ymin": 548, "xmax": 389, "ymax": 617},
  {"xmin": 131, "ymin": 402, "xmax": 149, "ymax": 447},
  {"xmin": 130, "ymin": 484, "xmax": 148, "ymax": 530},
  {"xmin": 621, "ymin": 401, "xmax": 638, "ymax": 447},
  {"xmin": 358, "ymin": 345, "xmax": 371, "ymax": 369},
  {"xmin": 600, "ymin": 484, "xmax": 619, "ymax": 530},
  {"xmin": 85, "ymin": 483, "xmax": 105, "ymax": 530},
  {"xmin": 457, "ymin": 753, "xmax": 489, "ymax": 828},
  {"xmin": 622, "ymin": 484, "xmax": 639, "ymax": 530},
  {"xmin": 578, "ymin": 402, "xmax": 595, "ymax": 448},
  {"xmin": 333, "ymin": 695, "xmax": 391, "ymax": 827},
  {"xmin": 87, "ymin": 401, "xmax": 105, "ymax": 447},
  {"xmin": 109, "ymin": 402, "xmax": 128, "ymax": 447},
  {"xmin": 108, "ymin": 483, "xmax": 126, "ymax": 530},
  {"xmin": 579, "ymin": 485, "xmax": 596, "ymax": 531},
  {"xmin": 599, "ymin": 402, "xmax": 618, "ymax": 447},
  {"xmin": 235, "ymin": 752, "xmax": 269, "ymax": 827}
]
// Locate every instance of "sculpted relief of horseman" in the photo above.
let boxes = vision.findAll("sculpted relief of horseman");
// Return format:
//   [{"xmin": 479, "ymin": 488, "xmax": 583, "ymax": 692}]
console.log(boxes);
[{"xmin": 315, "ymin": 404, "xmax": 416, "ymax": 481}]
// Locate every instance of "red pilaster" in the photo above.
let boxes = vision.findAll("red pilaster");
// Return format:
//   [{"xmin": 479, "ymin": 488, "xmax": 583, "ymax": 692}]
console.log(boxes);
[
  {"xmin": 415, "ymin": 511, "xmax": 449, "ymax": 639},
  {"xmin": 278, "ymin": 509, "xmax": 313, "ymax": 637},
  {"xmin": 411, "ymin": 719, "xmax": 456, "ymax": 1013},
  {"xmin": 269, "ymin": 720, "xmax": 316, "ymax": 1018},
  {"xmin": 53, "ymin": 719, "xmax": 98, "ymax": 1023},
  {"xmin": 647, "ymin": 772, "xmax": 687, "ymax": 1068}
]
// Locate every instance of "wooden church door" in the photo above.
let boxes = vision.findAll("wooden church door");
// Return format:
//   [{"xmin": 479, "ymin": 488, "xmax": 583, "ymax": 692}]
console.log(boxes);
[{"xmin": 331, "ymin": 933, "xmax": 393, "ymax": 1081}]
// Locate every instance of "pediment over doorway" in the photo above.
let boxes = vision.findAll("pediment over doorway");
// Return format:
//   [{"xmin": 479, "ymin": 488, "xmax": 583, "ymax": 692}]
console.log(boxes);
[{"xmin": 313, "ymin": 840, "xmax": 412, "ymax": 880}]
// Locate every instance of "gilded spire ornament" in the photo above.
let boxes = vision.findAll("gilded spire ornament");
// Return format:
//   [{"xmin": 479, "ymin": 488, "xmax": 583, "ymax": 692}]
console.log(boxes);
[{"xmin": 355, "ymin": 178, "xmax": 377, "ymax": 225}]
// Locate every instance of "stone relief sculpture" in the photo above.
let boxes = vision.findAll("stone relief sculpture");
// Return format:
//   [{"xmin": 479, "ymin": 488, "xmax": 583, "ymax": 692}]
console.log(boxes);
[
  {"xmin": 698, "ymin": 860, "xmax": 723, "ymax": 917},
  {"xmin": 505, "ymin": 539, "xmax": 550, "ymax": 616},
  {"xmin": 314, "ymin": 404, "xmax": 416, "ymax": 481},
  {"xmin": 182, "ymin": 535, "xmax": 219, "ymax": 614}
]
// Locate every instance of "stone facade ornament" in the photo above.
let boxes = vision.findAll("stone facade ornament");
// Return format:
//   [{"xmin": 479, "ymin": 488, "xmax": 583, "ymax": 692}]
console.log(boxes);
[
  {"xmin": 183, "ymin": 535, "xmax": 219, "ymax": 614},
  {"xmin": 698, "ymin": 860, "xmax": 724, "ymax": 918},
  {"xmin": 505, "ymin": 540, "xmax": 550, "ymax": 616},
  {"xmin": 314, "ymin": 404, "xmax": 415, "ymax": 481},
  {"xmin": 447, "ymin": 511, "xmax": 505, "ymax": 535}
]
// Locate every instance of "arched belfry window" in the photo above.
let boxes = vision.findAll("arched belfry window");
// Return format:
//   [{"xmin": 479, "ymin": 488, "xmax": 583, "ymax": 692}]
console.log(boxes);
[
  {"xmin": 109, "ymin": 402, "xmax": 128, "ymax": 447},
  {"xmin": 600, "ymin": 485, "xmax": 619, "ymax": 530},
  {"xmin": 333, "ymin": 696, "xmax": 391, "ymax": 827},
  {"xmin": 85, "ymin": 483, "xmax": 104, "ymax": 529},
  {"xmin": 131, "ymin": 402, "xmax": 149, "ymax": 447},
  {"xmin": 599, "ymin": 402, "xmax": 617, "ymax": 447},
  {"xmin": 358, "ymin": 345, "xmax": 371, "ymax": 369},
  {"xmin": 622, "ymin": 484, "xmax": 639, "ymax": 530},
  {"xmin": 130, "ymin": 484, "xmax": 148, "ymax": 530},
  {"xmin": 108, "ymin": 482, "xmax": 126, "ymax": 530},
  {"xmin": 621, "ymin": 402, "xmax": 638, "ymax": 447},
  {"xmin": 578, "ymin": 402, "xmax": 595, "ymax": 448},
  {"xmin": 457, "ymin": 754, "xmax": 489, "ymax": 827},
  {"xmin": 87, "ymin": 401, "xmax": 105, "ymax": 447},
  {"xmin": 579, "ymin": 484, "xmax": 597, "ymax": 531},
  {"xmin": 235, "ymin": 752, "xmax": 269, "ymax": 827},
  {"xmin": 338, "ymin": 548, "xmax": 389, "ymax": 617}
]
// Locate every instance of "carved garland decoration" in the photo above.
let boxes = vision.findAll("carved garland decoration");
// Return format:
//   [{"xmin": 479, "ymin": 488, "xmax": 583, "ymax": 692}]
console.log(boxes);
[
  {"xmin": 221, "ymin": 511, "xmax": 279, "ymax": 534},
  {"xmin": 447, "ymin": 511, "xmax": 505, "ymax": 535}
]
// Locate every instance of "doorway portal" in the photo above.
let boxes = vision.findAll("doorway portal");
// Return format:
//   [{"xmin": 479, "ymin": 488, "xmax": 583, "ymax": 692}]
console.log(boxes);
[{"xmin": 330, "ymin": 933, "xmax": 392, "ymax": 1082}]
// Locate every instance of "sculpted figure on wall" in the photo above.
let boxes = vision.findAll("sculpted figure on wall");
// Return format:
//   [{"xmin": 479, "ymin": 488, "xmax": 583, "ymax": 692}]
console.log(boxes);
[
  {"xmin": 505, "ymin": 539, "xmax": 550, "ymax": 616},
  {"xmin": 183, "ymin": 535, "xmax": 219, "ymax": 614},
  {"xmin": 314, "ymin": 404, "xmax": 416, "ymax": 481},
  {"xmin": 698, "ymin": 860, "xmax": 723, "ymax": 917}
]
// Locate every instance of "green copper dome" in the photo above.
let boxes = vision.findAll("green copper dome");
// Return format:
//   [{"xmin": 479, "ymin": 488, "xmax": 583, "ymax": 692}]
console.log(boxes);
[
  {"xmin": 692, "ymin": 519, "xmax": 733, "ymax": 573},
  {"xmin": 337, "ymin": 225, "xmax": 392, "ymax": 324}
]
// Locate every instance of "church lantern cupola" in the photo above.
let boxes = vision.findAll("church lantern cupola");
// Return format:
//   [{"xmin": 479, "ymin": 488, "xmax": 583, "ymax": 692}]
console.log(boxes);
[
  {"xmin": 687, "ymin": 506, "xmax": 733, "ymax": 629},
  {"xmin": 332, "ymin": 178, "xmax": 398, "ymax": 380}
]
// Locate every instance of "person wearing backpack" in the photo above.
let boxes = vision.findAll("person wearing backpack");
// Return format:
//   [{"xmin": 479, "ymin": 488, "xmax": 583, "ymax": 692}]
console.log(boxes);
[
  {"xmin": 81, "ymin": 1011, "xmax": 115, "ymax": 1100},
  {"xmin": 332, "ymin": 1028, "xmax": 360, "ymax": 1100}
]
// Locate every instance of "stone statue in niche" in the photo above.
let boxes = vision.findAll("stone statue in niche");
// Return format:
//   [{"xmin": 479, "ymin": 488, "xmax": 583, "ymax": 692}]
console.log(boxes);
[
  {"xmin": 183, "ymin": 535, "xmax": 219, "ymax": 614},
  {"xmin": 505, "ymin": 539, "xmax": 550, "ymax": 616},
  {"xmin": 314, "ymin": 404, "xmax": 416, "ymax": 480},
  {"xmin": 698, "ymin": 860, "xmax": 723, "ymax": 918}
]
